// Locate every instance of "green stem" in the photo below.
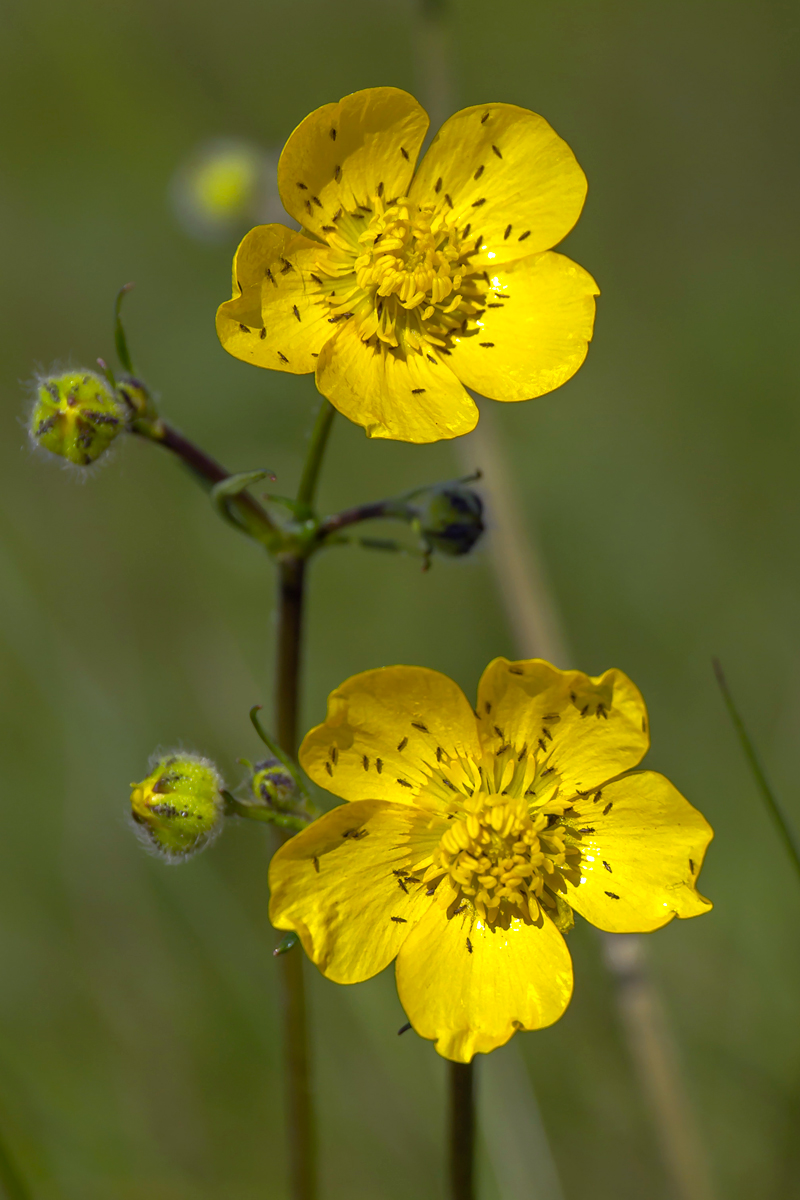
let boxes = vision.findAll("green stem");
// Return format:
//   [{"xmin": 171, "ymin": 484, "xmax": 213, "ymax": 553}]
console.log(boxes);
[
  {"xmin": 273, "ymin": 555, "xmax": 316, "ymax": 1200},
  {"xmin": 269, "ymin": 402, "xmax": 338, "ymax": 1200},
  {"xmin": 296, "ymin": 400, "xmax": 336, "ymax": 511},
  {"xmin": 713, "ymin": 658, "xmax": 800, "ymax": 881},
  {"xmin": 449, "ymin": 1061, "xmax": 475, "ymax": 1200}
]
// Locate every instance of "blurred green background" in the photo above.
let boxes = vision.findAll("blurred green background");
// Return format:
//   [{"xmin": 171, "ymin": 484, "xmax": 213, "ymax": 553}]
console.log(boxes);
[{"xmin": 1, "ymin": 0, "xmax": 799, "ymax": 1196}]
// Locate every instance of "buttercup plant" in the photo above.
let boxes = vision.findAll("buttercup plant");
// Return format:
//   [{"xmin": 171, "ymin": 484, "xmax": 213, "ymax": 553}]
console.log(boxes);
[{"xmin": 24, "ymin": 82, "xmax": 713, "ymax": 1200}]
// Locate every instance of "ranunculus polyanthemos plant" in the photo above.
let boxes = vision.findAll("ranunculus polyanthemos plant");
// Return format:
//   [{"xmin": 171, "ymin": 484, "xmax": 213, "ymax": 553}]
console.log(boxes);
[
  {"xmin": 27, "ymin": 79, "xmax": 713, "ymax": 1200},
  {"xmin": 217, "ymin": 86, "xmax": 598, "ymax": 442},
  {"xmin": 270, "ymin": 658, "xmax": 713, "ymax": 1062}
]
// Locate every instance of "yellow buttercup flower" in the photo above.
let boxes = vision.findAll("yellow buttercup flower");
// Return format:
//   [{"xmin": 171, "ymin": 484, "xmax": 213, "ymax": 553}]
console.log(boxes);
[
  {"xmin": 269, "ymin": 658, "xmax": 712, "ymax": 1063},
  {"xmin": 217, "ymin": 87, "xmax": 599, "ymax": 443}
]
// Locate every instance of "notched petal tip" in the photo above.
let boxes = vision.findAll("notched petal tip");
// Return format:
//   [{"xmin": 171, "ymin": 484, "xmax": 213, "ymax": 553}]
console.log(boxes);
[{"xmin": 278, "ymin": 87, "xmax": 429, "ymax": 237}]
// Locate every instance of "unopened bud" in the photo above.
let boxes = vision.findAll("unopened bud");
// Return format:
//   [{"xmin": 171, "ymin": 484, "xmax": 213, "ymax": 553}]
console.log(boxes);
[
  {"xmin": 250, "ymin": 757, "xmax": 310, "ymax": 819},
  {"xmin": 130, "ymin": 752, "xmax": 224, "ymax": 861},
  {"xmin": 115, "ymin": 375, "xmax": 152, "ymax": 418},
  {"xmin": 415, "ymin": 483, "xmax": 484, "ymax": 557},
  {"xmin": 29, "ymin": 370, "xmax": 126, "ymax": 466}
]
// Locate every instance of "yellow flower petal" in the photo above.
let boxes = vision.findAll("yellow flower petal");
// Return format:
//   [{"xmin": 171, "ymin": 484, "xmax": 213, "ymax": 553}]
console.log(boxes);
[
  {"xmin": 447, "ymin": 251, "xmax": 599, "ymax": 402},
  {"xmin": 564, "ymin": 772, "xmax": 713, "ymax": 932},
  {"xmin": 215, "ymin": 223, "xmax": 323, "ymax": 371},
  {"xmin": 258, "ymin": 244, "xmax": 340, "ymax": 373},
  {"xmin": 410, "ymin": 103, "xmax": 587, "ymax": 265},
  {"xmin": 299, "ymin": 666, "xmax": 482, "ymax": 803},
  {"xmin": 395, "ymin": 903, "xmax": 573, "ymax": 1062},
  {"xmin": 315, "ymin": 323, "xmax": 478, "ymax": 442},
  {"xmin": 278, "ymin": 87, "xmax": 429, "ymax": 239},
  {"xmin": 269, "ymin": 800, "xmax": 444, "ymax": 983},
  {"xmin": 477, "ymin": 658, "xmax": 649, "ymax": 797}
]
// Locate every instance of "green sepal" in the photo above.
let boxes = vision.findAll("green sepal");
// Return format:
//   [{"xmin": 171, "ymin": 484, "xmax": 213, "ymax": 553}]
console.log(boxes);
[
  {"xmin": 249, "ymin": 706, "xmax": 311, "ymax": 801},
  {"xmin": 114, "ymin": 282, "xmax": 136, "ymax": 375},
  {"xmin": 548, "ymin": 893, "xmax": 575, "ymax": 935},
  {"xmin": 273, "ymin": 931, "xmax": 299, "ymax": 957}
]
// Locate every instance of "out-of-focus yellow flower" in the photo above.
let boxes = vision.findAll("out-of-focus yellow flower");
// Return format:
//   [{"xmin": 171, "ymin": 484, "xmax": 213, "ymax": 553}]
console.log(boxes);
[
  {"xmin": 217, "ymin": 87, "xmax": 598, "ymax": 443},
  {"xmin": 171, "ymin": 139, "xmax": 278, "ymax": 241},
  {"xmin": 270, "ymin": 659, "xmax": 712, "ymax": 1062}
]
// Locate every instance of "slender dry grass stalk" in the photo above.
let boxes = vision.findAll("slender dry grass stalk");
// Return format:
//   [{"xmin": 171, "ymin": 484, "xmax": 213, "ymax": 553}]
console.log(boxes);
[
  {"xmin": 416, "ymin": 9, "xmax": 715, "ymax": 1196},
  {"xmin": 457, "ymin": 408, "xmax": 715, "ymax": 1200}
]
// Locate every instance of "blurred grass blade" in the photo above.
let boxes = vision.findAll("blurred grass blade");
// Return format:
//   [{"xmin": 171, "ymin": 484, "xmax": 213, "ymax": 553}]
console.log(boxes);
[
  {"xmin": 0, "ymin": 1126, "xmax": 32, "ymax": 1200},
  {"xmin": 114, "ymin": 282, "xmax": 135, "ymax": 375},
  {"xmin": 713, "ymin": 658, "xmax": 800, "ymax": 880}
]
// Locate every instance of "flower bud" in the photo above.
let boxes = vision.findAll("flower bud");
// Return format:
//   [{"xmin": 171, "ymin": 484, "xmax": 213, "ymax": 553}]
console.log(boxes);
[
  {"xmin": 29, "ymin": 370, "xmax": 126, "ymax": 466},
  {"xmin": 415, "ymin": 483, "xmax": 484, "ymax": 557},
  {"xmin": 130, "ymin": 753, "xmax": 224, "ymax": 861},
  {"xmin": 115, "ymin": 375, "xmax": 152, "ymax": 418},
  {"xmin": 250, "ymin": 757, "xmax": 310, "ymax": 818}
]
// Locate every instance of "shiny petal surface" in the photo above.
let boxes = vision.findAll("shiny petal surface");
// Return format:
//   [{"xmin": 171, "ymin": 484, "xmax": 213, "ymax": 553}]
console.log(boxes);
[
  {"xmin": 411, "ymin": 103, "xmax": 587, "ymax": 265},
  {"xmin": 269, "ymin": 800, "xmax": 444, "ymax": 983},
  {"xmin": 216, "ymin": 224, "xmax": 324, "ymax": 371},
  {"xmin": 565, "ymin": 773, "xmax": 714, "ymax": 932},
  {"xmin": 396, "ymin": 903, "xmax": 573, "ymax": 1062},
  {"xmin": 477, "ymin": 658, "xmax": 649, "ymax": 797},
  {"xmin": 447, "ymin": 251, "xmax": 598, "ymax": 402},
  {"xmin": 279, "ymin": 87, "xmax": 429, "ymax": 237},
  {"xmin": 316, "ymin": 323, "xmax": 478, "ymax": 442},
  {"xmin": 299, "ymin": 666, "xmax": 482, "ymax": 803},
  {"xmin": 258, "ymin": 244, "xmax": 339, "ymax": 373}
]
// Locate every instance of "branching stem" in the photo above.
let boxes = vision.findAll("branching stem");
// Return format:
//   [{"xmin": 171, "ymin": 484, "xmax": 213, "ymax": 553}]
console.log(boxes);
[{"xmin": 133, "ymin": 418, "xmax": 276, "ymax": 542}]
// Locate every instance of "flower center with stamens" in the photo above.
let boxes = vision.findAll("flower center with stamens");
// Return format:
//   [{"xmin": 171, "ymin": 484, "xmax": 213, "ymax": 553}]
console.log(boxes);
[
  {"xmin": 424, "ymin": 793, "xmax": 581, "ymax": 927},
  {"xmin": 316, "ymin": 195, "xmax": 489, "ymax": 352},
  {"xmin": 355, "ymin": 201, "xmax": 462, "ymax": 312}
]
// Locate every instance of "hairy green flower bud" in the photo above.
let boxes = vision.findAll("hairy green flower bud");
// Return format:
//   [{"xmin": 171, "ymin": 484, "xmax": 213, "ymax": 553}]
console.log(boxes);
[
  {"xmin": 250, "ymin": 756, "xmax": 312, "ymax": 820},
  {"xmin": 415, "ymin": 483, "xmax": 485, "ymax": 557},
  {"xmin": 130, "ymin": 753, "xmax": 224, "ymax": 861},
  {"xmin": 29, "ymin": 370, "xmax": 126, "ymax": 466}
]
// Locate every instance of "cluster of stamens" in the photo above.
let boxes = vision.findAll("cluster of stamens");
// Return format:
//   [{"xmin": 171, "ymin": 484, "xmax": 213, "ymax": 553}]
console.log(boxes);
[
  {"xmin": 423, "ymin": 794, "xmax": 580, "ymax": 925},
  {"xmin": 314, "ymin": 195, "xmax": 489, "ymax": 354}
]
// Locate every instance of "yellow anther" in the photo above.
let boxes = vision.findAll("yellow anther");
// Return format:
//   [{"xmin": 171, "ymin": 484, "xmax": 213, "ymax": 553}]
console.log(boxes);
[
  {"xmin": 466, "ymin": 814, "xmax": 481, "ymax": 841},
  {"xmin": 432, "ymin": 786, "xmax": 581, "ymax": 931},
  {"xmin": 489, "ymin": 805, "xmax": 506, "ymax": 832}
]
